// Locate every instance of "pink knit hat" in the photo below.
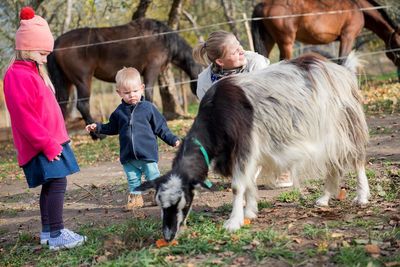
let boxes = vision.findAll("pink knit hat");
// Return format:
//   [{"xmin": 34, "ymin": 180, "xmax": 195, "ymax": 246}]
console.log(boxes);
[{"xmin": 15, "ymin": 7, "xmax": 54, "ymax": 52}]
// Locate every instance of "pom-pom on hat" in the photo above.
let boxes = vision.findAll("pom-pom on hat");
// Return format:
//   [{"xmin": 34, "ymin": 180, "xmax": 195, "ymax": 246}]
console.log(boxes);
[{"xmin": 15, "ymin": 6, "xmax": 54, "ymax": 52}]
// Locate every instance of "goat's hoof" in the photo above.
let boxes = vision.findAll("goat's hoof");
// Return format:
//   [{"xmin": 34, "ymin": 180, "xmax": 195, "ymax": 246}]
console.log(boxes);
[
  {"xmin": 352, "ymin": 197, "xmax": 369, "ymax": 206},
  {"xmin": 315, "ymin": 197, "xmax": 329, "ymax": 207},
  {"xmin": 244, "ymin": 209, "xmax": 258, "ymax": 219},
  {"xmin": 223, "ymin": 218, "xmax": 242, "ymax": 232}
]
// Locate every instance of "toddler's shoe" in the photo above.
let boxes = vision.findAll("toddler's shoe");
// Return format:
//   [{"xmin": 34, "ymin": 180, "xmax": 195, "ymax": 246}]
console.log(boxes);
[
  {"xmin": 125, "ymin": 193, "xmax": 144, "ymax": 210},
  {"xmin": 40, "ymin": 231, "xmax": 50, "ymax": 245},
  {"xmin": 49, "ymin": 229, "xmax": 86, "ymax": 251},
  {"xmin": 276, "ymin": 171, "xmax": 293, "ymax": 188}
]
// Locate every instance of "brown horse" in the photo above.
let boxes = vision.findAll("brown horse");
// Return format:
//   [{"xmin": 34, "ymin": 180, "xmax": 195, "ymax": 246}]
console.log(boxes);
[
  {"xmin": 251, "ymin": 0, "xmax": 400, "ymax": 72},
  {"xmin": 47, "ymin": 18, "xmax": 202, "ymax": 134}
]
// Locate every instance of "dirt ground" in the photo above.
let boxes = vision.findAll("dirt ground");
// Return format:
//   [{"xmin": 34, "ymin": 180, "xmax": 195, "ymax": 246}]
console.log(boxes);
[{"xmin": 0, "ymin": 113, "xmax": 399, "ymax": 245}]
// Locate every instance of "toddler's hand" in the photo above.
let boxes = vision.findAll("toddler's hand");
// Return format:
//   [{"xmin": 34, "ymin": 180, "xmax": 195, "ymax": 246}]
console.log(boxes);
[
  {"xmin": 174, "ymin": 140, "xmax": 181, "ymax": 147},
  {"xmin": 85, "ymin": 123, "xmax": 97, "ymax": 132},
  {"xmin": 51, "ymin": 152, "xmax": 62, "ymax": 161}
]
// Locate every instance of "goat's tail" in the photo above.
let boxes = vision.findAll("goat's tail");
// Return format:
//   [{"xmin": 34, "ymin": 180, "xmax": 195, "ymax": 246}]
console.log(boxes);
[{"xmin": 342, "ymin": 51, "xmax": 364, "ymax": 74}]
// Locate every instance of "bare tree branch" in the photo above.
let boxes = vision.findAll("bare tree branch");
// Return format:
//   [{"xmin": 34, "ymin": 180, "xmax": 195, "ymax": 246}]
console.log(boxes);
[{"xmin": 182, "ymin": 9, "xmax": 204, "ymax": 42}]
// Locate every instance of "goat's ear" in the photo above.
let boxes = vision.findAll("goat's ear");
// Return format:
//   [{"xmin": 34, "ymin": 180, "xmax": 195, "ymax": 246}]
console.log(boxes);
[{"xmin": 136, "ymin": 180, "xmax": 157, "ymax": 191}]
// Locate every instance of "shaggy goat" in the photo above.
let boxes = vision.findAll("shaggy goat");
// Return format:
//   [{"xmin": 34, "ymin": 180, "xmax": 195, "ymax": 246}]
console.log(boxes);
[{"xmin": 138, "ymin": 52, "xmax": 370, "ymax": 242}]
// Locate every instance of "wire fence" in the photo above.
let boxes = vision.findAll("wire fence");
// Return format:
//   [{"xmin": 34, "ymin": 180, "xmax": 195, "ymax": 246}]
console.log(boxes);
[
  {"xmin": 53, "ymin": 5, "xmax": 391, "ymax": 51},
  {"xmin": 1, "ymin": 4, "xmax": 399, "ymax": 129}
]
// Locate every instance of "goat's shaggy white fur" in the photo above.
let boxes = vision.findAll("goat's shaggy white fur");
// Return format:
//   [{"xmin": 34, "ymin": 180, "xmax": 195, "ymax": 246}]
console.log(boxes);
[{"xmin": 223, "ymin": 53, "xmax": 369, "ymax": 230}]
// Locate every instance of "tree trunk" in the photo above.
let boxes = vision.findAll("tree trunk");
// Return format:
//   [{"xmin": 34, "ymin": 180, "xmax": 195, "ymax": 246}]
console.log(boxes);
[
  {"xmin": 62, "ymin": 0, "xmax": 73, "ymax": 34},
  {"xmin": 132, "ymin": 0, "xmax": 151, "ymax": 20},
  {"xmin": 159, "ymin": 0, "xmax": 186, "ymax": 119}
]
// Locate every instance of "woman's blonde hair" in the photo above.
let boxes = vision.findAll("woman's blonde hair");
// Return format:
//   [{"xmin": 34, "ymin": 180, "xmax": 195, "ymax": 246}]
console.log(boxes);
[
  {"xmin": 11, "ymin": 50, "xmax": 55, "ymax": 93},
  {"xmin": 192, "ymin": 30, "xmax": 236, "ymax": 66}
]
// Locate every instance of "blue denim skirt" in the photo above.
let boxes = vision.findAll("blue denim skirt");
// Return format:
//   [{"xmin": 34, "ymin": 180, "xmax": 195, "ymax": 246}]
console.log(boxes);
[{"xmin": 22, "ymin": 142, "xmax": 80, "ymax": 188}]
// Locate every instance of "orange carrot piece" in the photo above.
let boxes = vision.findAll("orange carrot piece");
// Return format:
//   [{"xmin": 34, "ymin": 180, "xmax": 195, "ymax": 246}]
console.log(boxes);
[
  {"xmin": 337, "ymin": 188, "xmax": 346, "ymax": 201},
  {"xmin": 155, "ymin": 239, "xmax": 178, "ymax": 248}
]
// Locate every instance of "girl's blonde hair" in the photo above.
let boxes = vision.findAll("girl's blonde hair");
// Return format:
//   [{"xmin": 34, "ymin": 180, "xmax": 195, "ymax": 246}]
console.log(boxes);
[
  {"xmin": 115, "ymin": 67, "xmax": 143, "ymax": 90},
  {"xmin": 192, "ymin": 30, "xmax": 236, "ymax": 66},
  {"xmin": 11, "ymin": 50, "xmax": 55, "ymax": 93}
]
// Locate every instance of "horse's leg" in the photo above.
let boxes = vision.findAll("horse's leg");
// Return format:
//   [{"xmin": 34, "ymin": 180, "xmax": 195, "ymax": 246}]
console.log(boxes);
[
  {"xmin": 277, "ymin": 39, "xmax": 295, "ymax": 60},
  {"xmin": 143, "ymin": 65, "xmax": 162, "ymax": 102},
  {"xmin": 338, "ymin": 35, "xmax": 356, "ymax": 64},
  {"xmin": 75, "ymin": 82, "xmax": 94, "ymax": 125},
  {"xmin": 74, "ymin": 77, "xmax": 104, "ymax": 140},
  {"xmin": 57, "ymin": 83, "xmax": 71, "ymax": 119}
]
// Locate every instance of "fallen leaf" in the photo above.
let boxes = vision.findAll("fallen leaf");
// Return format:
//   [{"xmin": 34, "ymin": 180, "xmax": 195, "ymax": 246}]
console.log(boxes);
[
  {"xmin": 165, "ymin": 255, "xmax": 176, "ymax": 261},
  {"xmin": 331, "ymin": 233, "xmax": 344, "ymax": 238},
  {"xmin": 385, "ymin": 262, "xmax": 400, "ymax": 267},
  {"xmin": 293, "ymin": 237, "xmax": 303, "ymax": 244},
  {"xmin": 365, "ymin": 244, "xmax": 380, "ymax": 255},
  {"xmin": 316, "ymin": 240, "xmax": 328, "ymax": 252}
]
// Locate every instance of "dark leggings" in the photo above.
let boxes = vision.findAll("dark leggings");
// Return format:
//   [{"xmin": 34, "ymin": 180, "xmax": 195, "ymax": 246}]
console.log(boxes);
[{"xmin": 40, "ymin": 177, "xmax": 67, "ymax": 232}]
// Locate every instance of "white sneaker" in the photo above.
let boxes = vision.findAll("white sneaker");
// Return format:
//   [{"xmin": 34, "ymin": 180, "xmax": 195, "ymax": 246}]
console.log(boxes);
[
  {"xmin": 64, "ymin": 229, "xmax": 88, "ymax": 242},
  {"xmin": 49, "ymin": 229, "xmax": 86, "ymax": 251},
  {"xmin": 40, "ymin": 231, "xmax": 50, "ymax": 245}
]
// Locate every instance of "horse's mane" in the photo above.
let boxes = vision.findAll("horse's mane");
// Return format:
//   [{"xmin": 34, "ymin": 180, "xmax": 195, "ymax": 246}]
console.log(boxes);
[{"xmin": 364, "ymin": 0, "xmax": 398, "ymax": 30}]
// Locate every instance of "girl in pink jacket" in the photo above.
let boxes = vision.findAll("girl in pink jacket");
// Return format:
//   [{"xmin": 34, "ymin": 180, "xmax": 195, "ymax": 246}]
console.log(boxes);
[{"xmin": 3, "ymin": 7, "xmax": 86, "ymax": 251}]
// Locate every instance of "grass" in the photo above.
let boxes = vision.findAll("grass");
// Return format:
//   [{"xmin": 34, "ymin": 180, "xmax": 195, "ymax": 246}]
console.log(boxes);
[
  {"xmin": 333, "ymin": 246, "xmax": 377, "ymax": 267},
  {"xmin": 3, "ymin": 203, "xmax": 397, "ymax": 266},
  {"xmin": 0, "ymin": 213, "xmax": 295, "ymax": 266},
  {"xmin": 1, "ymin": 174, "xmax": 399, "ymax": 266},
  {"xmin": 277, "ymin": 189, "xmax": 302, "ymax": 203},
  {"xmin": 303, "ymin": 224, "xmax": 329, "ymax": 239}
]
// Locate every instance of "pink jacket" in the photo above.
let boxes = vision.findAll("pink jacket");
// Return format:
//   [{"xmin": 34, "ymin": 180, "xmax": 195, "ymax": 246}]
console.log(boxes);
[{"xmin": 3, "ymin": 60, "xmax": 70, "ymax": 166}]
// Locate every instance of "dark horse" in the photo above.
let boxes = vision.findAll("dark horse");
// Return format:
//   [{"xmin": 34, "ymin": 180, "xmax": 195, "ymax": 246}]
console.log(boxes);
[
  {"xmin": 251, "ymin": 0, "xmax": 400, "ymax": 73},
  {"xmin": 47, "ymin": 18, "xmax": 202, "ymax": 130}
]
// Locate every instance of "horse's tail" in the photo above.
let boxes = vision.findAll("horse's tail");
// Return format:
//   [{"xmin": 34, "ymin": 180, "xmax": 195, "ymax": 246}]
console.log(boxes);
[
  {"xmin": 47, "ymin": 50, "xmax": 70, "ymax": 117},
  {"xmin": 251, "ymin": 3, "xmax": 268, "ymax": 56}
]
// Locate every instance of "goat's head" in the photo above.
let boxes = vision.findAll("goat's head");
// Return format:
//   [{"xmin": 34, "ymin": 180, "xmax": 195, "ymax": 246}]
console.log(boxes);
[{"xmin": 137, "ymin": 172, "xmax": 210, "ymax": 241}]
